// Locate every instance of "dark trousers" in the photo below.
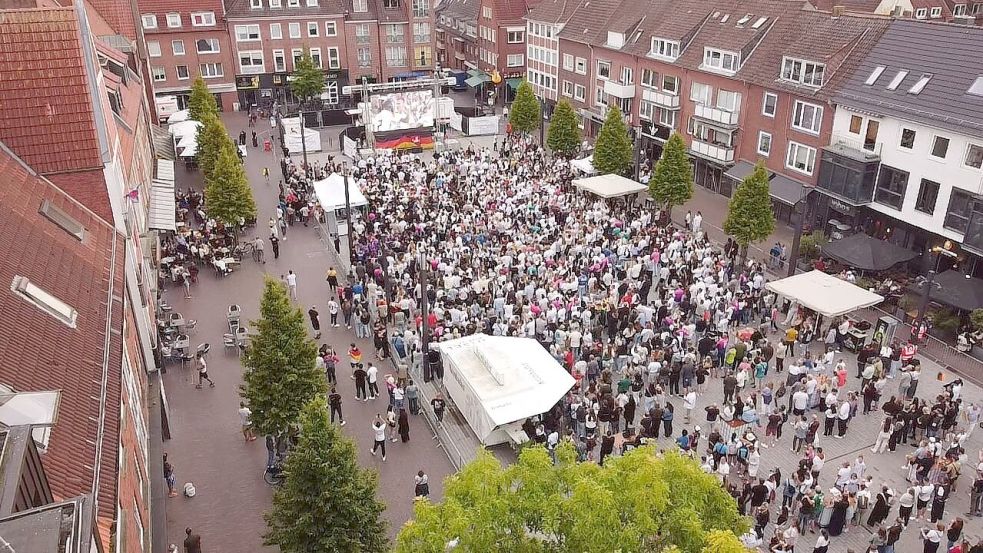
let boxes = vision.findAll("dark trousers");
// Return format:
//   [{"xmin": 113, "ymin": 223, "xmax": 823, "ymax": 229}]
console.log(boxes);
[
  {"xmin": 330, "ymin": 404, "xmax": 343, "ymax": 423},
  {"xmin": 368, "ymin": 381, "xmax": 379, "ymax": 398},
  {"xmin": 837, "ymin": 418, "xmax": 848, "ymax": 436},
  {"xmin": 372, "ymin": 439, "xmax": 386, "ymax": 456},
  {"xmin": 824, "ymin": 418, "xmax": 835, "ymax": 436},
  {"xmin": 356, "ymin": 380, "xmax": 367, "ymax": 399}
]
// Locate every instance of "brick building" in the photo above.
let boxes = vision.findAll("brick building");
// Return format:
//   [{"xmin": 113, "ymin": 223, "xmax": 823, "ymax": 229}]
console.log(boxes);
[
  {"xmin": 138, "ymin": 0, "xmax": 238, "ymax": 113},
  {"xmin": 436, "ymin": 0, "xmax": 478, "ymax": 71}
]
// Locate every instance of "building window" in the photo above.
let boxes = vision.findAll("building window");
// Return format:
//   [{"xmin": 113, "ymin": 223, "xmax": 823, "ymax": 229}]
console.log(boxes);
[
  {"xmin": 639, "ymin": 100, "xmax": 654, "ymax": 120},
  {"xmin": 151, "ymin": 66, "xmax": 166, "ymax": 81},
  {"xmin": 386, "ymin": 24, "xmax": 405, "ymax": 43},
  {"xmin": 595, "ymin": 85, "xmax": 605, "ymax": 107},
  {"xmin": 482, "ymin": 6, "xmax": 492, "ymax": 17},
  {"xmin": 171, "ymin": 40, "xmax": 185, "ymax": 55},
  {"xmin": 385, "ymin": 46, "xmax": 407, "ymax": 67},
  {"xmin": 309, "ymin": 48, "xmax": 322, "ymax": 68},
  {"xmin": 270, "ymin": 0, "xmax": 282, "ymax": 6},
  {"xmin": 356, "ymin": 24, "xmax": 371, "ymax": 43},
  {"xmin": 574, "ymin": 84, "xmax": 586, "ymax": 101},
  {"xmin": 308, "ymin": 21, "xmax": 319, "ymax": 37},
  {"xmin": 596, "ymin": 60, "xmax": 611, "ymax": 79},
  {"xmin": 762, "ymin": 92, "xmax": 777, "ymax": 117},
  {"xmin": 196, "ymin": 38, "xmax": 220, "ymax": 54},
  {"xmin": 289, "ymin": 22, "xmax": 301, "ymax": 38},
  {"xmin": 662, "ymin": 75, "xmax": 678, "ymax": 95},
  {"xmin": 702, "ymin": 48, "xmax": 740, "ymax": 73},
  {"xmin": 176, "ymin": 65, "xmax": 190, "ymax": 80},
  {"xmin": 786, "ymin": 141, "xmax": 817, "ymax": 175},
  {"xmin": 414, "ymin": 46, "xmax": 431, "ymax": 66},
  {"xmin": 757, "ymin": 131, "xmax": 772, "ymax": 156},
  {"xmin": 658, "ymin": 108, "xmax": 676, "ymax": 129},
  {"xmin": 291, "ymin": 48, "xmax": 303, "ymax": 68},
  {"xmin": 357, "ymin": 47, "xmax": 371, "ymax": 67},
  {"xmin": 239, "ymin": 51, "xmax": 265, "ymax": 73},
  {"xmin": 270, "ymin": 23, "xmax": 282, "ymax": 39},
  {"xmin": 413, "ymin": 22, "xmax": 430, "ymax": 43},
  {"xmin": 914, "ymin": 179, "xmax": 940, "ymax": 214},
  {"xmin": 412, "ymin": 0, "xmax": 429, "ymax": 17},
  {"xmin": 649, "ymin": 38, "xmax": 679, "ymax": 60},
  {"xmin": 641, "ymin": 69, "xmax": 658, "ymax": 88},
  {"xmin": 324, "ymin": 81, "xmax": 339, "ymax": 104},
  {"xmin": 689, "ymin": 82, "xmax": 712, "ymax": 105},
  {"xmin": 199, "ymin": 62, "xmax": 223, "ymax": 78},
  {"xmin": 575, "ymin": 57, "xmax": 587, "ymax": 74},
  {"xmin": 849, "ymin": 115, "xmax": 863, "ymax": 134},
  {"xmin": 325, "ymin": 21, "xmax": 337, "ymax": 36},
  {"xmin": 781, "ymin": 56, "xmax": 826, "ymax": 87},
  {"xmin": 562, "ymin": 80, "xmax": 574, "ymax": 97},
  {"xmin": 10, "ymin": 276, "xmax": 77, "ymax": 327},
  {"xmin": 308, "ymin": 0, "xmax": 319, "ymax": 5},
  {"xmin": 620, "ymin": 66, "xmax": 633, "ymax": 85},
  {"xmin": 944, "ymin": 189, "xmax": 979, "ymax": 233},
  {"xmin": 507, "ymin": 54, "xmax": 524, "ymax": 67},
  {"xmin": 251, "ymin": 0, "xmax": 262, "ymax": 7},
  {"xmin": 791, "ymin": 100, "xmax": 822, "ymax": 134},
  {"xmin": 235, "ymin": 24, "xmax": 261, "ymax": 41},
  {"xmin": 147, "ymin": 41, "xmax": 161, "ymax": 57},
  {"xmin": 562, "ymin": 54, "xmax": 574, "ymax": 71},
  {"xmin": 965, "ymin": 143, "xmax": 983, "ymax": 168},
  {"xmin": 166, "ymin": 12, "xmax": 181, "ymax": 28},
  {"xmin": 954, "ymin": 3, "xmax": 967, "ymax": 15},
  {"xmin": 874, "ymin": 165, "xmax": 909, "ymax": 209},
  {"xmin": 931, "ymin": 136, "xmax": 949, "ymax": 158},
  {"xmin": 328, "ymin": 47, "xmax": 340, "ymax": 68},
  {"xmin": 915, "ymin": 7, "xmax": 927, "ymax": 17},
  {"xmin": 273, "ymin": 49, "xmax": 286, "ymax": 72},
  {"xmin": 899, "ymin": 128, "xmax": 916, "ymax": 149},
  {"xmin": 288, "ymin": 0, "xmax": 300, "ymax": 6},
  {"xmin": 353, "ymin": 0, "xmax": 367, "ymax": 11},
  {"xmin": 716, "ymin": 89, "xmax": 740, "ymax": 112},
  {"xmin": 191, "ymin": 12, "xmax": 216, "ymax": 26},
  {"xmin": 930, "ymin": 6, "xmax": 942, "ymax": 16},
  {"xmin": 384, "ymin": 0, "xmax": 399, "ymax": 7},
  {"xmin": 508, "ymin": 30, "xmax": 523, "ymax": 43},
  {"xmin": 141, "ymin": 14, "xmax": 157, "ymax": 29}
]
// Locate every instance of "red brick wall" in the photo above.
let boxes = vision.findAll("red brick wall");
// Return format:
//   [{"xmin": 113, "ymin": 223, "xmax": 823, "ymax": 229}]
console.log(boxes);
[
  {"xmin": 343, "ymin": 21, "xmax": 382, "ymax": 82},
  {"xmin": 143, "ymin": 27, "xmax": 237, "ymax": 94},
  {"xmin": 116, "ymin": 306, "xmax": 151, "ymax": 553},
  {"xmin": 229, "ymin": 16, "xmax": 348, "ymax": 74}
]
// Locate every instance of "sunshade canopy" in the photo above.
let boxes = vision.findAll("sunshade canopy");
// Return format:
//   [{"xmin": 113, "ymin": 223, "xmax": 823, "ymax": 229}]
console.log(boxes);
[
  {"xmin": 765, "ymin": 270, "xmax": 884, "ymax": 317},
  {"xmin": 908, "ymin": 270, "xmax": 983, "ymax": 312},
  {"xmin": 570, "ymin": 155, "xmax": 595, "ymax": 174},
  {"xmin": 821, "ymin": 233, "xmax": 918, "ymax": 272},
  {"xmin": 168, "ymin": 120, "xmax": 201, "ymax": 138},
  {"xmin": 167, "ymin": 109, "xmax": 190, "ymax": 123},
  {"xmin": 313, "ymin": 173, "xmax": 368, "ymax": 211},
  {"xmin": 572, "ymin": 173, "xmax": 647, "ymax": 199},
  {"xmin": 465, "ymin": 75, "xmax": 490, "ymax": 87}
]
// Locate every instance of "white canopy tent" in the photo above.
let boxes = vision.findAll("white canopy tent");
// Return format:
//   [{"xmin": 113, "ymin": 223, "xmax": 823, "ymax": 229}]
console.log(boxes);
[
  {"xmin": 435, "ymin": 334, "xmax": 576, "ymax": 446},
  {"xmin": 168, "ymin": 120, "xmax": 201, "ymax": 138},
  {"xmin": 765, "ymin": 270, "xmax": 884, "ymax": 318},
  {"xmin": 570, "ymin": 155, "xmax": 595, "ymax": 175},
  {"xmin": 572, "ymin": 173, "xmax": 648, "ymax": 199},
  {"xmin": 312, "ymin": 173, "xmax": 368, "ymax": 211},
  {"xmin": 167, "ymin": 109, "xmax": 190, "ymax": 123}
]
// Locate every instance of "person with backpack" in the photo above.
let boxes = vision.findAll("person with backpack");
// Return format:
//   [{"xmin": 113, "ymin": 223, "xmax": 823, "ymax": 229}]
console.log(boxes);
[{"xmin": 328, "ymin": 387, "xmax": 346, "ymax": 426}]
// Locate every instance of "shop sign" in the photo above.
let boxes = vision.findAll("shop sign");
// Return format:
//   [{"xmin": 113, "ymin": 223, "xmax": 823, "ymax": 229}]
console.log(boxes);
[
  {"xmin": 829, "ymin": 198, "xmax": 856, "ymax": 216},
  {"xmin": 236, "ymin": 75, "xmax": 260, "ymax": 90}
]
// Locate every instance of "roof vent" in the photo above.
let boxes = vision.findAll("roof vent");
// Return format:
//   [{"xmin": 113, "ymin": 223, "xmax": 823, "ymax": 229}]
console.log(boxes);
[
  {"xmin": 39, "ymin": 200, "xmax": 85, "ymax": 241},
  {"xmin": 968, "ymin": 76, "xmax": 983, "ymax": 97},
  {"xmin": 886, "ymin": 70, "xmax": 908, "ymax": 90},
  {"xmin": 751, "ymin": 16, "xmax": 768, "ymax": 28},
  {"xmin": 865, "ymin": 65, "xmax": 885, "ymax": 85},
  {"xmin": 907, "ymin": 74, "xmax": 932, "ymax": 95}
]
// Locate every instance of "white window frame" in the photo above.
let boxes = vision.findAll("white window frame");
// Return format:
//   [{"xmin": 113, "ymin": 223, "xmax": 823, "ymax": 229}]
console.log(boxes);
[
  {"xmin": 308, "ymin": 0, "xmax": 319, "ymax": 6},
  {"xmin": 309, "ymin": 47, "xmax": 322, "ymax": 68},
  {"xmin": 353, "ymin": 0, "xmax": 367, "ymax": 11},
  {"xmin": 166, "ymin": 12, "xmax": 181, "ymax": 28},
  {"xmin": 507, "ymin": 53, "xmax": 524, "ymax": 67},
  {"xmin": 291, "ymin": 48, "xmax": 304, "ymax": 68},
  {"xmin": 702, "ymin": 47, "xmax": 740, "ymax": 74},
  {"xmin": 151, "ymin": 66, "xmax": 166, "ymax": 82},
  {"xmin": 288, "ymin": 22, "xmax": 301, "ymax": 38},
  {"xmin": 270, "ymin": 23, "xmax": 282, "ymax": 39},
  {"xmin": 171, "ymin": 40, "xmax": 185, "ymax": 56},
  {"xmin": 658, "ymin": 108, "xmax": 677, "ymax": 129},
  {"xmin": 562, "ymin": 80, "xmax": 574, "ymax": 97},
  {"xmin": 791, "ymin": 100, "xmax": 823, "ymax": 135},
  {"xmin": 562, "ymin": 54, "xmax": 574, "ymax": 71},
  {"xmin": 930, "ymin": 6, "xmax": 942, "ymax": 17},
  {"xmin": 762, "ymin": 91, "xmax": 777, "ymax": 117},
  {"xmin": 325, "ymin": 21, "xmax": 338, "ymax": 36},
  {"xmin": 270, "ymin": 0, "xmax": 282, "ymax": 7},
  {"xmin": 251, "ymin": 0, "xmax": 262, "ymax": 8},
  {"xmin": 195, "ymin": 38, "xmax": 220, "ymax": 54},
  {"xmin": 147, "ymin": 41, "xmax": 161, "ymax": 57},
  {"xmin": 596, "ymin": 60, "xmax": 611, "ymax": 80},
  {"xmin": 507, "ymin": 30, "xmax": 523, "ymax": 43},
  {"xmin": 649, "ymin": 38, "xmax": 679, "ymax": 60},
  {"xmin": 780, "ymin": 56, "xmax": 826, "ymax": 87},
  {"xmin": 716, "ymin": 89, "xmax": 740, "ymax": 112},
  {"xmin": 199, "ymin": 62, "xmax": 223, "ymax": 78},
  {"xmin": 191, "ymin": 12, "xmax": 216, "ymax": 27},
  {"xmin": 235, "ymin": 24, "xmax": 261, "ymax": 42},
  {"xmin": 238, "ymin": 50, "xmax": 265, "ymax": 73},
  {"xmin": 141, "ymin": 14, "xmax": 157, "ymax": 29},
  {"xmin": 176, "ymin": 64, "xmax": 190, "ymax": 80},
  {"xmin": 965, "ymin": 143, "xmax": 983, "ymax": 169},
  {"xmin": 915, "ymin": 7, "xmax": 927, "ymax": 17},
  {"xmin": 308, "ymin": 21, "xmax": 319, "ymax": 37},
  {"xmin": 690, "ymin": 82, "xmax": 712, "ymax": 105},
  {"xmin": 757, "ymin": 131, "xmax": 772, "ymax": 156},
  {"xmin": 288, "ymin": 0, "xmax": 300, "ymax": 6},
  {"xmin": 641, "ymin": 69, "xmax": 659, "ymax": 89},
  {"xmin": 327, "ymin": 46, "xmax": 341, "ymax": 69},
  {"xmin": 575, "ymin": 57, "xmax": 587, "ymax": 75},
  {"xmin": 662, "ymin": 75, "xmax": 679, "ymax": 95},
  {"xmin": 786, "ymin": 141, "xmax": 817, "ymax": 175},
  {"xmin": 574, "ymin": 84, "xmax": 586, "ymax": 101},
  {"xmin": 273, "ymin": 49, "xmax": 286, "ymax": 72}
]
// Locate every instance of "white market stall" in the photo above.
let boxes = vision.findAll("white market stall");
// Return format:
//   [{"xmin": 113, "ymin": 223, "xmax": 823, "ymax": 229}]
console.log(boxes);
[
  {"xmin": 313, "ymin": 173, "xmax": 368, "ymax": 258},
  {"xmin": 765, "ymin": 270, "xmax": 884, "ymax": 318},
  {"xmin": 572, "ymin": 173, "xmax": 647, "ymax": 199},
  {"xmin": 570, "ymin": 155, "xmax": 595, "ymax": 175},
  {"xmin": 281, "ymin": 116, "xmax": 322, "ymax": 153},
  {"xmin": 435, "ymin": 334, "xmax": 576, "ymax": 446}
]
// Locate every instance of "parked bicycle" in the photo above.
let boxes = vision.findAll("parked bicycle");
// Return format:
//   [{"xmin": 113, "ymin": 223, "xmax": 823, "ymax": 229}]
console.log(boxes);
[{"xmin": 264, "ymin": 461, "xmax": 286, "ymax": 486}]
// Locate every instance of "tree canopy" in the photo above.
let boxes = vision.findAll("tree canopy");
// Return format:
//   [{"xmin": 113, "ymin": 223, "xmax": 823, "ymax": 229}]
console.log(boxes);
[
  {"xmin": 648, "ymin": 132, "xmax": 693, "ymax": 215},
  {"xmin": 722, "ymin": 161, "xmax": 776, "ymax": 267},
  {"xmin": 593, "ymin": 105, "xmax": 633, "ymax": 177},
  {"xmin": 196, "ymin": 113, "xmax": 229, "ymax": 180},
  {"xmin": 546, "ymin": 98, "xmax": 581, "ymax": 158},
  {"xmin": 509, "ymin": 80, "xmax": 541, "ymax": 135},
  {"xmin": 188, "ymin": 77, "xmax": 218, "ymax": 122},
  {"xmin": 395, "ymin": 445, "xmax": 749, "ymax": 553},
  {"xmin": 290, "ymin": 50, "xmax": 325, "ymax": 106},
  {"xmin": 265, "ymin": 397, "xmax": 388, "ymax": 553},
  {"xmin": 241, "ymin": 278, "xmax": 325, "ymax": 437},
  {"xmin": 203, "ymin": 140, "xmax": 257, "ymax": 227}
]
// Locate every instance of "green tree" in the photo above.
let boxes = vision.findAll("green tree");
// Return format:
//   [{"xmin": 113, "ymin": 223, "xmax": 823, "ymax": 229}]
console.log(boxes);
[
  {"xmin": 546, "ymin": 98, "xmax": 581, "ymax": 158},
  {"xmin": 241, "ymin": 278, "xmax": 325, "ymax": 437},
  {"xmin": 187, "ymin": 77, "xmax": 218, "ymax": 122},
  {"xmin": 196, "ymin": 113, "xmax": 230, "ymax": 180},
  {"xmin": 265, "ymin": 397, "xmax": 388, "ymax": 553},
  {"xmin": 723, "ymin": 161, "xmax": 776, "ymax": 268},
  {"xmin": 395, "ymin": 446, "xmax": 748, "ymax": 553},
  {"xmin": 509, "ymin": 80, "xmax": 541, "ymax": 135},
  {"xmin": 593, "ymin": 104, "xmax": 633, "ymax": 176},
  {"xmin": 290, "ymin": 50, "xmax": 325, "ymax": 107},
  {"xmin": 649, "ymin": 132, "xmax": 693, "ymax": 219},
  {"xmin": 203, "ymin": 140, "xmax": 257, "ymax": 228}
]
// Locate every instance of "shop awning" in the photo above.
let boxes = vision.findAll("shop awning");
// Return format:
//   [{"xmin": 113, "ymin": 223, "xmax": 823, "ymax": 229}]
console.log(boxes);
[
  {"xmin": 724, "ymin": 161, "xmax": 810, "ymax": 205},
  {"xmin": 148, "ymin": 160, "xmax": 176, "ymax": 231},
  {"xmin": 506, "ymin": 78, "xmax": 523, "ymax": 90},
  {"xmin": 465, "ymin": 74, "xmax": 490, "ymax": 87},
  {"xmin": 821, "ymin": 232, "xmax": 917, "ymax": 272},
  {"xmin": 467, "ymin": 69, "xmax": 485, "ymax": 77},
  {"xmin": 908, "ymin": 270, "xmax": 983, "ymax": 311},
  {"xmin": 766, "ymin": 270, "xmax": 884, "ymax": 318},
  {"xmin": 572, "ymin": 173, "xmax": 647, "ymax": 199},
  {"xmin": 151, "ymin": 125, "xmax": 175, "ymax": 161}
]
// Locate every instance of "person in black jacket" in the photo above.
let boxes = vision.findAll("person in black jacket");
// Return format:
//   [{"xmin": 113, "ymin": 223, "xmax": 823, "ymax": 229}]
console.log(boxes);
[{"xmin": 599, "ymin": 429, "xmax": 615, "ymax": 466}]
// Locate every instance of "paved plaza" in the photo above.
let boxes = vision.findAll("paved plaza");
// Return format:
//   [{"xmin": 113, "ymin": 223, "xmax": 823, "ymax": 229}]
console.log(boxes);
[{"xmin": 161, "ymin": 113, "xmax": 983, "ymax": 552}]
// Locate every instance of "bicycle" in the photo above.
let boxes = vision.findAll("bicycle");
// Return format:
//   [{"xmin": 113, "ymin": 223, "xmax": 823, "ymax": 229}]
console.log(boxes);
[{"xmin": 264, "ymin": 462, "xmax": 286, "ymax": 486}]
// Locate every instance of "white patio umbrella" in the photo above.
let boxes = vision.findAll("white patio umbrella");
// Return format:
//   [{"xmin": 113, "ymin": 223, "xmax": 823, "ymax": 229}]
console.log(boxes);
[{"xmin": 167, "ymin": 109, "xmax": 190, "ymax": 123}]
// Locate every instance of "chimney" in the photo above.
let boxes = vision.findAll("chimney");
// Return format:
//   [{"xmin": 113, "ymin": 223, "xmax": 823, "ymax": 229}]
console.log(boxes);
[{"xmin": 832, "ymin": 5, "xmax": 845, "ymax": 17}]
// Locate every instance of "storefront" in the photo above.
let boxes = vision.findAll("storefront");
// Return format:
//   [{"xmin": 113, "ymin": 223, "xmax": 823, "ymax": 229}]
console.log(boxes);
[
  {"xmin": 639, "ymin": 120, "xmax": 671, "ymax": 167},
  {"xmin": 235, "ymin": 74, "xmax": 270, "ymax": 111},
  {"xmin": 269, "ymin": 70, "xmax": 350, "ymax": 108},
  {"xmin": 692, "ymin": 157, "xmax": 729, "ymax": 197},
  {"xmin": 722, "ymin": 161, "xmax": 811, "ymax": 227}
]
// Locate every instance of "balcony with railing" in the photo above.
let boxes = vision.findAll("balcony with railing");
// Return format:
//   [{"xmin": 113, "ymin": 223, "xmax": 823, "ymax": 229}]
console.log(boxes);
[
  {"xmin": 825, "ymin": 132, "xmax": 882, "ymax": 162},
  {"xmin": 603, "ymin": 79, "xmax": 635, "ymax": 99},
  {"xmin": 693, "ymin": 103, "xmax": 739, "ymax": 127},
  {"xmin": 641, "ymin": 88, "xmax": 679, "ymax": 109},
  {"xmin": 691, "ymin": 139, "xmax": 735, "ymax": 163}
]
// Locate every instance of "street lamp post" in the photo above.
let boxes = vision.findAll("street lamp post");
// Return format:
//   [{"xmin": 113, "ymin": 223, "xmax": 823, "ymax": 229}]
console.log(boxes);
[
  {"xmin": 342, "ymin": 162, "xmax": 354, "ymax": 268},
  {"xmin": 914, "ymin": 245, "xmax": 957, "ymax": 339},
  {"xmin": 419, "ymin": 249, "xmax": 431, "ymax": 382},
  {"xmin": 539, "ymin": 97, "xmax": 545, "ymax": 145},
  {"xmin": 299, "ymin": 108, "xmax": 309, "ymax": 172}
]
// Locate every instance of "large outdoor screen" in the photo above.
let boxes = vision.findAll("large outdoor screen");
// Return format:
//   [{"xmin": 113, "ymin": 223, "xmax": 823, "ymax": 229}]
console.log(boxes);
[{"xmin": 369, "ymin": 90, "xmax": 435, "ymax": 132}]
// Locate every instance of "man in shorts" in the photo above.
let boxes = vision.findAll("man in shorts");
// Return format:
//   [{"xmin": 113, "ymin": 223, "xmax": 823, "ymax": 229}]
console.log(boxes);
[{"xmin": 238, "ymin": 402, "xmax": 256, "ymax": 441}]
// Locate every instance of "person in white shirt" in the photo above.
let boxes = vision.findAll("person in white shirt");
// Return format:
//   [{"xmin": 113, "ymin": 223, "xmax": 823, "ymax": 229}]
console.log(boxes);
[
  {"xmin": 237, "ymin": 402, "xmax": 256, "ymax": 441},
  {"xmin": 366, "ymin": 364, "xmax": 379, "ymax": 399},
  {"xmin": 370, "ymin": 415, "xmax": 387, "ymax": 461},
  {"xmin": 836, "ymin": 400, "xmax": 851, "ymax": 438},
  {"xmin": 286, "ymin": 270, "xmax": 298, "ymax": 300}
]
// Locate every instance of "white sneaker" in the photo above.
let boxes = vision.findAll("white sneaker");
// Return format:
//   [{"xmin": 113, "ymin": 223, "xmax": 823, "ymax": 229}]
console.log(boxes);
[
  {"xmin": 369, "ymin": 448, "xmax": 375, "ymax": 456},
  {"xmin": 340, "ymin": 421, "xmax": 347, "ymax": 426},
  {"xmin": 382, "ymin": 456, "xmax": 386, "ymax": 461}
]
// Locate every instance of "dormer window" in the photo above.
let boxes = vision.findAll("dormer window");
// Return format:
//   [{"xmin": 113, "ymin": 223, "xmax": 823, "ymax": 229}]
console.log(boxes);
[
  {"xmin": 702, "ymin": 48, "xmax": 740, "ymax": 74},
  {"xmin": 649, "ymin": 38, "xmax": 679, "ymax": 61},
  {"xmin": 607, "ymin": 31, "xmax": 625, "ymax": 49},
  {"xmin": 930, "ymin": 6, "xmax": 942, "ymax": 17},
  {"xmin": 915, "ymin": 8, "xmax": 927, "ymax": 17},
  {"xmin": 781, "ymin": 56, "xmax": 825, "ymax": 87}
]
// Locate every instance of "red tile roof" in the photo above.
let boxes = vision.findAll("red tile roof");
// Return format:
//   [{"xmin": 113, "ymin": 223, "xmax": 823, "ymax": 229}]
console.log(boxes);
[
  {"xmin": 0, "ymin": 8, "xmax": 104, "ymax": 175},
  {"xmin": 84, "ymin": 0, "xmax": 137, "ymax": 39},
  {"xmin": 0, "ymin": 143, "xmax": 123, "ymax": 530}
]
